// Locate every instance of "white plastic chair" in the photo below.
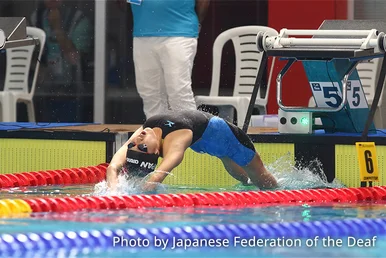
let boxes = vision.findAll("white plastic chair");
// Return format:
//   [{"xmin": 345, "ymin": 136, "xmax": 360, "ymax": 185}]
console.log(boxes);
[
  {"xmin": 195, "ymin": 26, "xmax": 278, "ymax": 128},
  {"xmin": 0, "ymin": 26, "xmax": 46, "ymax": 122},
  {"xmin": 357, "ymin": 58, "xmax": 385, "ymax": 128},
  {"xmin": 308, "ymin": 58, "xmax": 386, "ymax": 128}
]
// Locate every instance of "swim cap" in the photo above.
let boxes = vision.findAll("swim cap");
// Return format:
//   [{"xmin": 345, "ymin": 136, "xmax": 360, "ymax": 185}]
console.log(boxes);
[{"xmin": 125, "ymin": 149, "xmax": 159, "ymax": 177}]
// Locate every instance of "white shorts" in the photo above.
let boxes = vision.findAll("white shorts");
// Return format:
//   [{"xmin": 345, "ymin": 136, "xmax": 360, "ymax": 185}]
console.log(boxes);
[{"xmin": 133, "ymin": 37, "xmax": 198, "ymax": 118}]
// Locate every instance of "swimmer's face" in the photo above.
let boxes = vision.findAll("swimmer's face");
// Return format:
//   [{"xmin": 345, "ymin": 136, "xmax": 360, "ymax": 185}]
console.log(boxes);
[{"xmin": 128, "ymin": 128, "xmax": 159, "ymax": 155}]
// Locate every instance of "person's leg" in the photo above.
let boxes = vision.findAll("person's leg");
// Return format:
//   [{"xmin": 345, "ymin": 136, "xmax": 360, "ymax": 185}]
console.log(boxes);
[
  {"xmin": 133, "ymin": 37, "xmax": 168, "ymax": 118},
  {"xmin": 219, "ymin": 119, "xmax": 278, "ymax": 189},
  {"xmin": 220, "ymin": 157, "xmax": 250, "ymax": 184},
  {"xmin": 191, "ymin": 116, "xmax": 277, "ymax": 189},
  {"xmin": 160, "ymin": 37, "xmax": 197, "ymax": 112},
  {"xmin": 242, "ymin": 153, "xmax": 278, "ymax": 189}
]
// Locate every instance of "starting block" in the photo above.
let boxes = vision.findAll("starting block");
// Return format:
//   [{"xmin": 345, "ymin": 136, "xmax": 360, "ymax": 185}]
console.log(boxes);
[{"xmin": 251, "ymin": 20, "xmax": 386, "ymax": 135}]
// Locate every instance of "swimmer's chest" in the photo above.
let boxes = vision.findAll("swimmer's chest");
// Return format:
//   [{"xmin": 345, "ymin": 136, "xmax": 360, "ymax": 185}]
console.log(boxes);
[
  {"xmin": 143, "ymin": 111, "xmax": 210, "ymax": 143},
  {"xmin": 144, "ymin": 117, "xmax": 190, "ymax": 139}
]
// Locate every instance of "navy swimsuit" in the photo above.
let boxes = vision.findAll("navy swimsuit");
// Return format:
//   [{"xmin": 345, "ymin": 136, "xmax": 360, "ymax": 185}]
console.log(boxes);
[{"xmin": 143, "ymin": 110, "xmax": 256, "ymax": 166}]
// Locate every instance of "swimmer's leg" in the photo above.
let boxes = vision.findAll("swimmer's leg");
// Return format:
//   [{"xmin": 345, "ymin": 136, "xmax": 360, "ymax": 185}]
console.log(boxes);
[
  {"xmin": 220, "ymin": 157, "xmax": 250, "ymax": 185},
  {"xmin": 242, "ymin": 153, "xmax": 278, "ymax": 189}
]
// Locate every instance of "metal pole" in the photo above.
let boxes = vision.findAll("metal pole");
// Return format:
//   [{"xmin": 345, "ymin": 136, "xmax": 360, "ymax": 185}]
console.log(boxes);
[
  {"xmin": 347, "ymin": 0, "xmax": 355, "ymax": 20},
  {"xmin": 242, "ymin": 51, "xmax": 268, "ymax": 133},
  {"xmin": 360, "ymin": 53, "xmax": 386, "ymax": 187},
  {"xmin": 280, "ymin": 29, "xmax": 373, "ymax": 37},
  {"xmin": 361, "ymin": 54, "xmax": 386, "ymax": 140},
  {"xmin": 276, "ymin": 58, "xmax": 295, "ymax": 109},
  {"xmin": 277, "ymin": 38, "xmax": 377, "ymax": 48},
  {"xmin": 93, "ymin": 0, "xmax": 107, "ymax": 123}
]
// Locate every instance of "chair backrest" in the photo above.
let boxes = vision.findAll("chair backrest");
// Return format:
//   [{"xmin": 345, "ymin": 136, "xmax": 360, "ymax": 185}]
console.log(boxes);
[
  {"xmin": 4, "ymin": 26, "xmax": 46, "ymax": 95},
  {"xmin": 210, "ymin": 26, "xmax": 278, "ymax": 105},
  {"xmin": 356, "ymin": 57, "xmax": 385, "ymax": 106}
]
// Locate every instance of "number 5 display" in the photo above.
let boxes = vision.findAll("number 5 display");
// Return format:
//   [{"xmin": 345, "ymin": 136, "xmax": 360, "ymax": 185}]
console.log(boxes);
[
  {"xmin": 310, "ymin": 80, "xmax": 368, "ymax": 109},
  {"xmin": 322, "ymin": 86, "xmax": 342, "ymax": 108},
  {"xmin": 346, "ymin": 80, "xmax": 368, "ymax": 109}
]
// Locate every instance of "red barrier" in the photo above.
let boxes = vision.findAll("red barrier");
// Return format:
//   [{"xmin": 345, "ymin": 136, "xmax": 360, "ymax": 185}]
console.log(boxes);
[
  {"xmin": 29, "ymin": 172, "xmax": 47, "ymax": 185},
  {"xmin": 57, "ymin": 170, "xmax": 73, "ymax": 185},
  {"xmin": 0, "ymin": 163, "xmax": 108, "ymax": 188},
  {"xmin": 21, "ymin": 186, "xmax": 386, "ymax": 213},
  {"xmin": 0, "ymin": 175, "xmax": 13, "ymax": 188},
  {"xmin": 7, "ymin": 174, "xmax": 25, "ymax": 187},
  {"xmin": 23, "ymin": 173, "xmax": 38, "ymax": 186},
  {"xmin": 47, "ymin": 170, "xmax": 64, "ymax": 185},
  {"xmin": 2, "ymin": 164, "xmax": 386, "ymax": 213}
]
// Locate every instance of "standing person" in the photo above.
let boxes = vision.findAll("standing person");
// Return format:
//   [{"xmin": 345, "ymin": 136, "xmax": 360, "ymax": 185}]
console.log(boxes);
[
  {"xmin": 128, "ymin": 0, "xmax": 210, "ymax": 119},
  {"xmin": 29, "ymin": 0, "xmax": 92, "ymax": 122},
  {"xmin": 30, "ymin": 0, "xmax": 92, "ymax": 86}
]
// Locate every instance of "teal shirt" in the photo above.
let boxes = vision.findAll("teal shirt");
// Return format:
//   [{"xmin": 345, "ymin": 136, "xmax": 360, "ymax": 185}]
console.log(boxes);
[
  {"xmin": 33, "ymin": 8, "xmax": 91, "ymax": 84},
  {"xmin": 131, "ymin": 0, "xmax": 199, "ymax": 37}
]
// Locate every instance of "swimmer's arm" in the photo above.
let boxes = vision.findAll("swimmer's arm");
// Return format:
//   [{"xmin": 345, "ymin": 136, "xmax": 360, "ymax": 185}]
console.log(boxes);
[
  {"xmin": 143, "ymin": 133, "xmax": 192, "ymax": 191},
  {"xmin": 106, "ymin": 126, "xmax": 143, "ymax": 190},
  {"xmin": 142, "ymin": 151, "xmax": 185, "ymax": 191}
]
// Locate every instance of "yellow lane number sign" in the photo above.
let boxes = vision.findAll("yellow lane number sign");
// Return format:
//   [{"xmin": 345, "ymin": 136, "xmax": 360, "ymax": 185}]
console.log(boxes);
[{"xmin": 356, "ymin": 142, "xmax": 379, "ymax": 182}]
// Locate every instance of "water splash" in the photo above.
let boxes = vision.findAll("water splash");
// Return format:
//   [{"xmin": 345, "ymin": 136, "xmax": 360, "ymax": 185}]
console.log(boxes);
[
  {"xmin": 92, "ymin": 171, "xmax": 170, "ymax": 196},
  {"xmin": 267, "ymin": 153, "xmax": 345, "ymax": 190},
  {"xmin": 93, "ymin": 153, "xmax": 345, "ymax": 196},
  {"xmin": 92, "ymin": 174, "xmax": 143, "ymax": 196}
]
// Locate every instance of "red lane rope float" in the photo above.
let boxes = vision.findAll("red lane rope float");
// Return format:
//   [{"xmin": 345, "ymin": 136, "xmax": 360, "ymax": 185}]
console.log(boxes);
[
  {"xmin": 22, "ymin": 186, "xmax": 386, "ymax": 213},
  {"xmin": 0, "ymin": 163, "xmax": 108, "ymax": 188}
]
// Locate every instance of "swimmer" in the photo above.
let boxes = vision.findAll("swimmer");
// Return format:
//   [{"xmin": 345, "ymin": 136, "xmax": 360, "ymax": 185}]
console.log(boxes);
[{"xmin": 106, "ymin": 110, "xmax": 278, "ymax": 192}]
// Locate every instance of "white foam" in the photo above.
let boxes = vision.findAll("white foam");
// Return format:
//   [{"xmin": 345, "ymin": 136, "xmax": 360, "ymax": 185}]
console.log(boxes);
[
  {"xmin": 92, "ymin": 174, "xmax": 144, "ymax": 196},
  {"xmin": 92, "ymin": 171, "xmax": 172, "ymax": 196},
  {"xmin": 92, "ymin": 154, "xmax": 343, "ymax": 196},
  {"xmin": 266, "ymin": 153, "xmax": 345, "ymax": 190}
]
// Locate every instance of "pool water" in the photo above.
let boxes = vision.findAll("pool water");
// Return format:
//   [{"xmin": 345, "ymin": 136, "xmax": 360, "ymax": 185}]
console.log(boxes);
[
  {"xmin": 1, "ymin": 198, "xmax": 386, "ymax": 258},
  {"xmin": 0, "ymin": 158, "xmax": 344, "ymax": 199},
  {"xmin": 1, "ymin": 202, "xmax": 385, "ymax": 234},
  {"xmin": 10, "ymin": 239, "xmax": 386, "ymax": 258}
]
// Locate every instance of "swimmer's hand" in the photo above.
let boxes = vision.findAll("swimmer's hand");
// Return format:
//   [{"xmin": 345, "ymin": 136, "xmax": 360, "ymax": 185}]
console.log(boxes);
[
  {"xmin": 141, "ymin": 170, "xmax": 169, "ymax": 192},
  {"xmin": 142, "ymin": 181, "xmax": 158, "ymax": 193}
]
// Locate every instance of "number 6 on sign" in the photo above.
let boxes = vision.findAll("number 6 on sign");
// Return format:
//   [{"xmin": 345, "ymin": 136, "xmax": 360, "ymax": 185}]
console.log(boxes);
[{"xmin": 355, "ymin": 142, "xmax": 379, "ymax": 182}]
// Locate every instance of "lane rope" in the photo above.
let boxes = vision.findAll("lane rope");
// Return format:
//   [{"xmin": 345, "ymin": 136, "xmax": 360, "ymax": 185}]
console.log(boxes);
[
  {"xmin": 0, "ymin": 164, "xmax": 108, "ymax": 188},
  {"xmin": 16, "ymin": 185, "xmax": 386, "ymax": 213},
  {"xmin": 0, "ymin": 217, "xmax": 384, "ymax": 255}
]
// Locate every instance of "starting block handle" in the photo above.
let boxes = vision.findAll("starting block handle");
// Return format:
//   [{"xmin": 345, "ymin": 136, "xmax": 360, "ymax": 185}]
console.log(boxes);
[
  {"xmin": 280, "ymin": 29, "xmax": 375, "ymax": 37},
  {"xmin": 276, "ymin": 59, "xmax": 358, "ymax": 113},
  {"xmin": 258, "ymin": 29, "xmax": 386, "ymax": 53},
  {"xmin": 277, "ymin": 38, "xmax": 377, "ymax": 48}
]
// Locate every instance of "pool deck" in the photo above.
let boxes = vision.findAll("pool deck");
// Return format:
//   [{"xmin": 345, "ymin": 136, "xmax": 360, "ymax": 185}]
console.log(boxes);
[
  {"xmin": 37, "ymin": 124, "xmax": 279, "ymax": 134},
  {"xmin": 0, "ymin": 123, "xmax": 279, "ymax": 144}
]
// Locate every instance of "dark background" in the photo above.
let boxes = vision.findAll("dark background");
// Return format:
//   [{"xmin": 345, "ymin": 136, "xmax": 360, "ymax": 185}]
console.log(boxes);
[{"xmin": 0, "ymin": 0, "xmax": 268, "ymax": 124}]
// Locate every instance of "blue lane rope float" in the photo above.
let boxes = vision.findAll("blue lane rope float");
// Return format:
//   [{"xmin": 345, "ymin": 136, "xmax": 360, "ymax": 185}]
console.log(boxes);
[{"xmin": 1, "ymin": 217, "xmax": 386, "ymax": 255}]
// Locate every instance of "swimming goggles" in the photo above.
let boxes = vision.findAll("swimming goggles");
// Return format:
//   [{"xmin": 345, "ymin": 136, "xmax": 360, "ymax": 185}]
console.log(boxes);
[{"xmin": 127, "ymin": 142, "xmax": 148, "ymax": 153}]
